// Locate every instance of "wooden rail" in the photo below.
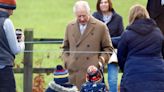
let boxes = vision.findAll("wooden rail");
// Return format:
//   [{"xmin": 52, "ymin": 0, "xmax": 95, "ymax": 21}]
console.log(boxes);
[{"xmin": 13, "ymin": 28, "xmax": 109, "ymax": 92}]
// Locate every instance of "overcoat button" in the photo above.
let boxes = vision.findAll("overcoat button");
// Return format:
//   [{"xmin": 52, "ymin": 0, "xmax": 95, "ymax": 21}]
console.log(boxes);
[
  {"xmin": 76, "ymin": 45, "xmax": 79, "ymax": 47},
  {"xmin": 86, "ymin": 57, "xmax": 89, "ymax": 60}
]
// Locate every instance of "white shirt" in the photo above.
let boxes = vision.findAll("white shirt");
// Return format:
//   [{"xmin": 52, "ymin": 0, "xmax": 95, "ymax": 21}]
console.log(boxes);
[
  {"xmin": 79, "ymin": 24, "xmax": 87, "ymax": 35},
  {"xmin": 103, "ymin": 13, "xmax": 113, "ymax": 24},
  {"xmin": 103, "ymin": 15, "xmax": 112, "ymax": 24}
]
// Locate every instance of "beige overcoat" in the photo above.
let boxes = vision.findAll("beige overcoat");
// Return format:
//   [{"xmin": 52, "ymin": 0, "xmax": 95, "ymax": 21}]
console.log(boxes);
[{"xmin": 62, "ymin": 16, "xmax": 113, "ymax": 89}]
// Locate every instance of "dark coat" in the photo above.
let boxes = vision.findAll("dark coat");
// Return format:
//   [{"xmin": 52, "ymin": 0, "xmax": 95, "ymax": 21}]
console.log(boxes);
[
  {"xmin": 111, "ymin": 36, "xmax": 121, "ymax": 48},
  {"xmin": 117, "ymin": 19, "xmax": 164, "ymax": 92},
  {"xmin": 147, "ymin": 0, "xmax": 164, "ymax": 19},
  {"xmin": 92, "ymin": 9, "xmax": 124, "ymax": 37},
  {"xmin": 80, "ymin": 82, "xmax": 107, "ymax": 92},
  {"xmin": 163, "ymin": 40, "xmax": 164, "ymax": 59},
  {"xmin": 147, "ymin": 0, "xmax": 164, "ymax": 35}
]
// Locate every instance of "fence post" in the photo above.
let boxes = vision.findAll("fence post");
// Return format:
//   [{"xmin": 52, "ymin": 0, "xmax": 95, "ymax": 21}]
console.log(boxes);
[{"xmin": 23, "ymin": 29, "xmax": 33, "ymax": 92}]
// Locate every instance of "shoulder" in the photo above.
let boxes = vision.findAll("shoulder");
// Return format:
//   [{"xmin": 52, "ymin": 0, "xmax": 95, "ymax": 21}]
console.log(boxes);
[
  {"xmin": 112, "ymin": 10, "xmax": 123, "ymax": 20},
  {"xmin": 92, "ymin": 11, "xmax": 100, "ymax": 17},
  {"xmin": 92, "ymin": 17, "xmax": 105, "ymax": 26},
  {"xmin": 48, "ymin": 81, "xmax": 78, "ymax": 92},
  {"xmin": 3, "ymin": 18, "xmax": 14, "ymax": 30},
  {"xmin": 66, "ymin": 19, "xmax": 76, "ymax": 27},
  {"xmin": 113, "ymin": 13, "xmax": 123, "ymax": 21},
  {"xmin": 92, "ymin": 11, "xmax": 102, "ymax": 20},
  {"xmin": 4, "ymin": 18, "xmax": 13, "ymax": 25},
  {"xmin": 122, "ymin": 30, "xmax": 131, "ymax": 36},
  {"xmin": 153, "ymin": 26, "xmax": 164, "ymax": 38},
  {"xmin": 120, "ymin": 30, "xmax": 133, "ymax": 42}
]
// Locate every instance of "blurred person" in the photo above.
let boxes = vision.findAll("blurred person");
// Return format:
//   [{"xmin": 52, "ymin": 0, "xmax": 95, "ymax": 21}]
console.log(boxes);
[
  {"xmin": 0, "ymin": 0, "xmax": 25, "ymax": 92},
  {"xmin": 117, "ymin": 4, "xmax": 164, "ymax": 92},
  {"xmin": 45, "ymin": 65, "xmax": 78, "ymax": 92},
  {"xmin": 80, "ymin": 65, "xmax": 107, "ymax": 92},
  {"xmin": 147, "ymin": 0, "xmax": 164, "ymax": 35},
  {"xmin": 93, "ymin": 0, "xmax": 124, "ymax": 91},
  {"xmin": 61, "ymin": 0, "xmax": 113, "ymax": 90}
]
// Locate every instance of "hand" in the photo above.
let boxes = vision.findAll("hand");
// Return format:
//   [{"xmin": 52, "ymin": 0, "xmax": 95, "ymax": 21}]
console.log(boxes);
[
  {"xmin": 16, "ymin": 31, "xmax": 24, "ymax": 42},
  {"xmin": 97, "ymin": 56, "xmax": 105, "ymax": 70},
  {"xmin": 98, "ymin": 61, "xmax": 103, "ymax": 70},
  {"xmin": 99, "ymin": 56, "xmax": 105, "ymax": 64},
  {"xmin": 18, "ymin": 33, "xmax": 24, "ymax": 42}
]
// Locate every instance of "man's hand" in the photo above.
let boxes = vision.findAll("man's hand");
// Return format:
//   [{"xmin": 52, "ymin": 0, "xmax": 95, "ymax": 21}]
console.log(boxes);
[
  {"xmin": 98, "ymin": 61, "xmax": 103, "ymax": 69},
  {"xmin": 99, "ymin": 56, "xmax": 105, "ymax": 64}
]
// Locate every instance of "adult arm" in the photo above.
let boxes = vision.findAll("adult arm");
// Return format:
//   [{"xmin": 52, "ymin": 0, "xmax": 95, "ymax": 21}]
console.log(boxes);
[
  {"xmin": 61, "ymin": 24, "xmax": 70, "ymax": 68},
  {"xmin": 118, "ymin": 16, "xmax": 124, "ymax": 36},
  {"xmin": 111, "ymin": 36, "xmax": 121, "ymax": 48},
  {"xmin": 100, "ymin": 25, "xmax": 114, "ymax": 64},
  {"xmin": 3, "ymin": 18, "xmax": 24, "ymax": 55},
  {"xmin": 117, "ymin": 31, "xmax": 128, "ymax": 72}
]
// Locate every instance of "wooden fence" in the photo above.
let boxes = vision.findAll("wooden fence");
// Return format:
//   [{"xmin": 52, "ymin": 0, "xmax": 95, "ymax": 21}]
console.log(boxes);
[
  {"xmin": 13, "ymin": 29, "xmax": 108, "ymax": 92},
  {"xmin": 13, "ymin": 29, "xmax": 64, "ymax": 92}
]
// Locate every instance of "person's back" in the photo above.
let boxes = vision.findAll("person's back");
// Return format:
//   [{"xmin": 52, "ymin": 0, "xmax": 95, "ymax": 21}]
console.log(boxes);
[
  {"xmin": 121, "ymin": 19, "xmax": 164, "ymax": 74},
  {"xmin": 118, "ymin": 4, "xmax": 164, "ymax": 92}
]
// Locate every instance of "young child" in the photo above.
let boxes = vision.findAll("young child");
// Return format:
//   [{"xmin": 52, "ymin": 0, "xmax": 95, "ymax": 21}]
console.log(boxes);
[
  {"xmin": 45, "ymin": 65, "xmax": 78, "ymax": 92},
  {"xmin": 80, "ymin": 65, "xmax": 107, "ymax": 92}
]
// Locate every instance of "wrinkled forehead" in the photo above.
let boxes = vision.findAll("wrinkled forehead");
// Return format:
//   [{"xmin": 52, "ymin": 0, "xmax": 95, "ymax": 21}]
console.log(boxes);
[{"xmin": 75, "ymin": 8, "xmax": 89, "ymax": 16}]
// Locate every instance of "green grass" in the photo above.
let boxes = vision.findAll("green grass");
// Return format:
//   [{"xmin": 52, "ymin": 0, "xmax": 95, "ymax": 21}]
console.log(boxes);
[{"xmin": 12, "ymin": 0, "xmax": 146, "ymax": 92}]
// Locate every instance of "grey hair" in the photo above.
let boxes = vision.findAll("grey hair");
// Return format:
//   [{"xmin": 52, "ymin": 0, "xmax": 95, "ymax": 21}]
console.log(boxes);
[{"xmin": 73, "ymin": 0, "xmax": 91, "ymax": 14}]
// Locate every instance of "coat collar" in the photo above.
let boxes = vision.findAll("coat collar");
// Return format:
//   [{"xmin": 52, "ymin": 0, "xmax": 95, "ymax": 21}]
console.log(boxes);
[
  {"xmin": 71, "ymin": 16, "xmax": 96, "ymax": 46},
  {"xmin": 95, "ymin": 9, "xmax": 116, "ymax": 23},
  {"xmin": 48, "ymin": 81, "xmax": 78, "ymax": 92},
  {"xmin": 0, "ymin": 11, "xmax": 9, "ymax": 18}
]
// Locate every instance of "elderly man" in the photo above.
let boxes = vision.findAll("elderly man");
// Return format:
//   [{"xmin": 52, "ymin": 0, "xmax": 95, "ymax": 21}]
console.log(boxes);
[{"xmin": 62, "ymin": 0, "xmax": 113, "ymax": 90}]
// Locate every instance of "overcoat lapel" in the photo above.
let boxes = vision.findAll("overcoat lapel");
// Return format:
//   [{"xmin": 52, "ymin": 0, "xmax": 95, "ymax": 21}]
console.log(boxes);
[
  {"xmin": 73, "ymin": 23, "xmax": 81, "ymax": 43},
  {"xmin": 76, "ymin": 17, "xmax": 95, "ymax": 46}
]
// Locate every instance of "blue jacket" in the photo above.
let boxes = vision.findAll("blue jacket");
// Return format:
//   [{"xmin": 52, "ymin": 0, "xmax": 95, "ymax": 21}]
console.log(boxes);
[
  {"xmin": 80, "ymin": 82, "xmax": 107, "ymax": 92},
  {"xmin": 92, "ymin": 9, "xmax": 124, "ymax": 37},
  {"xmin": 118, "ymin": 19, "xmax": 164, "ymax": 91}
]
